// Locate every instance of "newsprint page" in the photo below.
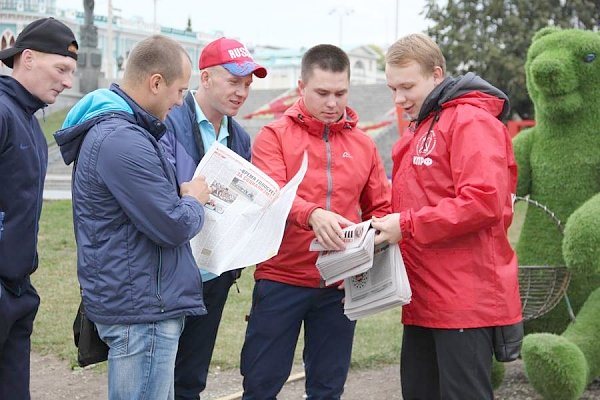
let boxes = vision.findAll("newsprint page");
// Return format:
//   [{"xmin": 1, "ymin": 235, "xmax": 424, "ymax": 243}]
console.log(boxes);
[{"xmin": 189, "ymin": 142, "xmax": 307, "ymax": 275}]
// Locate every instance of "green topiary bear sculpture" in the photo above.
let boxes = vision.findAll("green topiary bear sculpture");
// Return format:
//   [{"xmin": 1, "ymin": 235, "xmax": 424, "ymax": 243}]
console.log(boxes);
[{"xmin": 514, "ymin": 27, "xmax": 600, "ymax": 400}]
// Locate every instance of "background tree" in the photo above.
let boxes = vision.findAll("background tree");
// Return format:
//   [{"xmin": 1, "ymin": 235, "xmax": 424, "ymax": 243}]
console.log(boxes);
[
  {"xmin": 368, "ymin": 44, "xmax": 386, "ymax": 71},
  {"xmin": 423, "ymin": 0, "xmax": 600, "ymax": 119}
]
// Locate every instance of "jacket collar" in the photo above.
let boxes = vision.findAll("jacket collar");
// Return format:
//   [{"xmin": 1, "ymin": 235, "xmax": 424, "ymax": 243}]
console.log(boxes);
[
  {"xmin": 0, "ymin": 75, "xmax": 46, "ymax": 115},
  {"xmin": 416, "ymin": 72, "xmax": 510, "ymax": 126},
  {"xmin": 284, "ymin": 98, "xmax": 358, "ymax": 136},
  {"xmin": 109, "ymin": 83, "xmax": 166, "ymax": 140}
]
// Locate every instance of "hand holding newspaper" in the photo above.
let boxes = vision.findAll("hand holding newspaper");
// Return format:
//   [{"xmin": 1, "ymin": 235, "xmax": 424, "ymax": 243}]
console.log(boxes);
[
  {"xmin": 309, "ymin": 221, "xmax": 412, "ymax": 320},
  {"xmin": 309, "ymin": 221, "xmax": 375, "ymax": 286},
  {"xmin": 189, "ymin": 142, "xmax": 308, "ymax": 275}
]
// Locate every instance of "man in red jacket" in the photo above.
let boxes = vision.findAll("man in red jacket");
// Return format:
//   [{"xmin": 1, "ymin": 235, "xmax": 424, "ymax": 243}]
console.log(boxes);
[
  {"xmin": 372, "ymin": 33, "xmax": 522, "ymax": 400},
  {"xmin": 241, "ymin": 44, "xmax": 391, "ymax": 400}
]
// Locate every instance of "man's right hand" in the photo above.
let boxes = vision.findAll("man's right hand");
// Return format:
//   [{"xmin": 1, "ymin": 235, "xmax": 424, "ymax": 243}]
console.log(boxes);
[
  {"xmin": 308, "ymin": 208, "xmax": 354, "ymax": 251},
  {"xmin": 180, "ymin": 175, "xmax": 211, "ymax": 205}
]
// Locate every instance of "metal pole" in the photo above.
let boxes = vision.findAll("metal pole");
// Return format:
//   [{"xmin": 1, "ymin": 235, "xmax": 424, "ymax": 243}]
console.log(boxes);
[
  {"xmin": 106, "ymin": 0, "xmax": 114, "ymax": 80},
  {"xmin": 395, "ymin": 0, "xmax": 399, "ymax": 40}
]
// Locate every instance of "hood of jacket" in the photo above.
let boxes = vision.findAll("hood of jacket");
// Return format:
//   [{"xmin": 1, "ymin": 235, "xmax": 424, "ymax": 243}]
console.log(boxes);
[
  {"xmin": 416, "ymin": 72, "xmax": 510, "ymax": 126},
  {"xmin": 283, "ymin": 98, "xmax": 358, "ymax": 136},
  {"xmin": 54, "ymin": 83, "xmax": 166, "ymax": 165},
  {"xmin": 0, "ymin": 75, "xmax": 46, "ymax": 115}
]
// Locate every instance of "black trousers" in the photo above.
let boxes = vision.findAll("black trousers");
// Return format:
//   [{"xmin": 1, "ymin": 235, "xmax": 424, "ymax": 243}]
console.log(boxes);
[
  {"xmin": 174, "ymin": 272, "xmax": 236, "ymax": 400},
  {"xmin": 401, "ymin": 325, "xmax": 494, "ymax": 400},
  {"xmin": 0, "ymin": 280, "xmax": 40, "ymax": 400}
]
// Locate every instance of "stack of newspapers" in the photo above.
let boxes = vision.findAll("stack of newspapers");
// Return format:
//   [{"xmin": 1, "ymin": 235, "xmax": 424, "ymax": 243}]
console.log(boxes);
[
  {"xmin": 343, "ymin": 241, "xmax": 411, "ymax": 320},
  {"xmin": 309, "ymin": 221, "xmax": 412, "ymax": 320},
  {"xmin": 309, "ymin": 221, "xmax": 374, "ymax": 286}
]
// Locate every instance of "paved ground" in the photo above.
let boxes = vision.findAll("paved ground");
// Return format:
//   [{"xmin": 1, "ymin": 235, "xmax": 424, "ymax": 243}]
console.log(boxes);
[{"xmin": 29, "ymin": 351, "xmax": 600, "ymax": 399}]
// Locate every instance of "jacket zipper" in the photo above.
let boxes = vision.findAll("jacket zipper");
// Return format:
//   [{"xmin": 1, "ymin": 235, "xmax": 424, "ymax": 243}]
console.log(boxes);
[
  {"xmin": 321, "ymin": 126, "xmax": 333, "ymax": 289},
  {"xmin": 156, "ymin": 246, "xmax": 165, "ymax": 312},
  {"xmin": 32, "ymin": 118, "xmax": 43, "ymax": 271},
  {"xmin": 323, "ymin": 126, "xmax": 333, "ymax": 211}
]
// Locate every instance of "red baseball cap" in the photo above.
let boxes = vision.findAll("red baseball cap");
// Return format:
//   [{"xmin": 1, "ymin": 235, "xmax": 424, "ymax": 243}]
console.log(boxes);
[{"xmin": 199, "ymin": 37, "xmax": 267, "ymax": 78}]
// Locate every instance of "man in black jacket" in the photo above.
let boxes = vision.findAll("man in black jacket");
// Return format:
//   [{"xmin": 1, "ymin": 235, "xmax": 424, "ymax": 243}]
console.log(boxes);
[{"xmin": 0, "ymin": 17, "xmax": 78, "ymax": 400}]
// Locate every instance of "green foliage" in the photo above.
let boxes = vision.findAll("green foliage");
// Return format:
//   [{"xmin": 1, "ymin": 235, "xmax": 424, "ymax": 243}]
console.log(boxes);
[
  {"xmin": 513, "ymin": 26, "xmax": 600, "ymax": 398},
  {"xmin": 31, "ymin": 200, "xmax": 80, "ymax": 364},
  {"xmin": 367, "ymin": 44, "xmax": 386, "ymax": 71},
  {"xmin": 491, "ymin": 360, "xmax": 506, "ymax": 389},
  {"xmin": 563, "ymin": 288, "xmax": 600, "ymax": 382},
  {"xmin": 513, "ymin": 27, "xmax": 600, "ymax": 333},
  {"xmin": 423, "ymin": 0, "xmax": 600, "ymax": 119},
  {"xmin": 38, "ymin": 108, "xmax": 69, "ymax": 144},
  {"xmin": 522, "ymin": 333, "xmax": 588, "ymax": 400},
  {"xmin": 526, "ymin": 29, "xmax": 600, "ymax": 125}
]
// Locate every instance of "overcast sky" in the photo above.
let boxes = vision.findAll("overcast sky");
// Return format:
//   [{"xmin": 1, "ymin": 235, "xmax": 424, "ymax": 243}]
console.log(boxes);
[{"xmin": 56, "ymin": 0, "xmax": 431, "ymax": 48}]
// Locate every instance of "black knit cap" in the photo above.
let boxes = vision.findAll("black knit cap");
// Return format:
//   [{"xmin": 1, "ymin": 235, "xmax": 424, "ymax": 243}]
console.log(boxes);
[{"xmin": 0, "ymin": 17, "xmax": 78, "ymax": 69}]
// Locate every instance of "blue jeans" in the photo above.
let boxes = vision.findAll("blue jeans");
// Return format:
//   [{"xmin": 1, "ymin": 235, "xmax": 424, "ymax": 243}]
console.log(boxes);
[
  {"xmin": 241, "ymin": 280, "xmax": 356, "ymax": 400},
  {"xmin": 96, "ymin": 317, "xmax": 185, "ymax": 400}
]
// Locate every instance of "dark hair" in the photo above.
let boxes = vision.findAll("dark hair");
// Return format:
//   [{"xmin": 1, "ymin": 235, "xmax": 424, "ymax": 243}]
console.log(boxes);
[
  {"xmin": 123, "ymin": 35, "xmax": 191, "ymax": 85},
  {"xmin": 300, "ymin": 44, "xmax": 350, "ymax": 82}
]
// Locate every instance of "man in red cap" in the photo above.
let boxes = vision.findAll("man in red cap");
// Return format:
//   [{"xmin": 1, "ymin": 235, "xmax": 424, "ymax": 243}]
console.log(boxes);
[
  {"xmin": 161, "ymin": 37, "xmax": 266, "ymax": 400},
  {"xmin": 0, "ymin": 17, "xmax": 77, "ymax": 400}
]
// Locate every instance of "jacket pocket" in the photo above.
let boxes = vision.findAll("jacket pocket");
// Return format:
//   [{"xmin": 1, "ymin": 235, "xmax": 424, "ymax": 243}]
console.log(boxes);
[
  {"xmin": 155, "ymin": 246, "xmax": 165, "ymax": 312},
  {"xmin": 418, "ymin": 247, "xmax": 476, "ymax": 308}
]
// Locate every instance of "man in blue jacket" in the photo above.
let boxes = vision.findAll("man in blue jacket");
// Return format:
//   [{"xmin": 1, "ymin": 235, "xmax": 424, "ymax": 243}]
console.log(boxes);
[
  {"xmin": 0, "ymin": 17, "xmax": 77, "ymax": 400},
  {"xmin": 161, "ymin": 37, "xmax": 266, "ymax": 400},
  {"xmin": 54, "ymin": 35, "xmax": 211, "ymax": 400}
]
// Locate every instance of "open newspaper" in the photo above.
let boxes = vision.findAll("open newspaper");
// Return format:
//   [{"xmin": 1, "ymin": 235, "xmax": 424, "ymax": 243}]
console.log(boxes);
[
  {"xmin": 189, "ymin": 142, "xmax": 307, "ymax": 275},
  {"xmin": 343, "ymin": 242, "xmax": 412, "ymax": 320},
  {"xmin": 309, "ymin": 221, "xmax": 375, "ymax": 286}
]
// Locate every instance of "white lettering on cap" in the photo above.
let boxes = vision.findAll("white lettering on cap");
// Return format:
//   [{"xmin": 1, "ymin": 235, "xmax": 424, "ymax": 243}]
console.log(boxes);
[{"xmin": 227, "ymin": 47, "xmax": 251, "ymax": 59}]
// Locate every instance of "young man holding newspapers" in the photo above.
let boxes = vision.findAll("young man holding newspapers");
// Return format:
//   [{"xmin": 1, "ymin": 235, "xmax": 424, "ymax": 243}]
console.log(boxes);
[{"xmin": 240, "ymin": 43, "xmax": 391, "ymax": 400}]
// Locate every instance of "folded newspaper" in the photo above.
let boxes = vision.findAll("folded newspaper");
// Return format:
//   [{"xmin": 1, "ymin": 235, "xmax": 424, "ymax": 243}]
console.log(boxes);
[
  {"xmin": 343, "ymin": 242, "xmax": 412, "ymax": 320},
  {"xmin": 309, "ymin": 221, "xmax": 375, "ymax": 286},
  {"xmin": 189, "ymin": 142, "xmax": 308, "ymax": 275}
]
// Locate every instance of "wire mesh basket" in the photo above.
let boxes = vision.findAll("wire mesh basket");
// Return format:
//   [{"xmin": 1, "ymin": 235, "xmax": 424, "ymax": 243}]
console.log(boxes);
[
  {"xmin": 519, "ymin": 265, "xmax": 571, "ymax": 322},
  {"xmin": 514, "ymin": 196, "xmax": 573, "ymax": 322}
]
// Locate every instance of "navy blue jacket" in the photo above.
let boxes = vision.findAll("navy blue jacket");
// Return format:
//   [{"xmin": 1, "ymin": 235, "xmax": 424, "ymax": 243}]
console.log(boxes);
[
  {"xmin": 54, "ymin": 84, "xmax": 207, "ymax": 324},
  {"xmin": 161, "ymin": 92, "xmax": 251, "ymax": 281},
  {"xmin": 0, "ymin": 76, "xmax": 47, "ymax": 295}
]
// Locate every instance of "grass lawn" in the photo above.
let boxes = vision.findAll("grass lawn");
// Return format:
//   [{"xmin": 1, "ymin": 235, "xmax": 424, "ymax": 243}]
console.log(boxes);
[
  {"xmin": 38, "ymin": 108, "xmax": 69, "ymax": 143},
  {"xmin": 32, "ymin": 200, "xmax": 402, "ymax": 369},
  {"xmin": 32, "ymin": 199, "xmax": 526, "ymax": 369}
]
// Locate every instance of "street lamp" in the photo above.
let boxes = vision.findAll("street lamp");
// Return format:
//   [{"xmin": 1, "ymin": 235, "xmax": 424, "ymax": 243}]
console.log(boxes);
[{"xmin": 329, "ymin": 6, "xmax": 354, "ymax": 47}]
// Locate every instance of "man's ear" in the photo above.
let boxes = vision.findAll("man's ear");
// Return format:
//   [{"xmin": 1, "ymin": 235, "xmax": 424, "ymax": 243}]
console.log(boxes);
[
  {"xmin": 19, "ymin": 49, "xmax": 35, "ymax": 70},
  {"xmin": 199, "ymin": 69, "xmax": 211, "ymax": 87},
  {"xmin": 149, "ymin": 73, "xmax": 162, "ymax": 94},
  {"xmin": 298, "ymin": 79, "xmax": 305, "ymax": 95},
  {"xmin": 432, "ymin": 66, "xmax": 444, "ymax": 85}
]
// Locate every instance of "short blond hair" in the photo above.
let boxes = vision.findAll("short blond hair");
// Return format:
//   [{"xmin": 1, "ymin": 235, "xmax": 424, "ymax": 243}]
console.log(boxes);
[{"xmin": 386, "ymin": 33, "xmax": 446, "ymax": 75}]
